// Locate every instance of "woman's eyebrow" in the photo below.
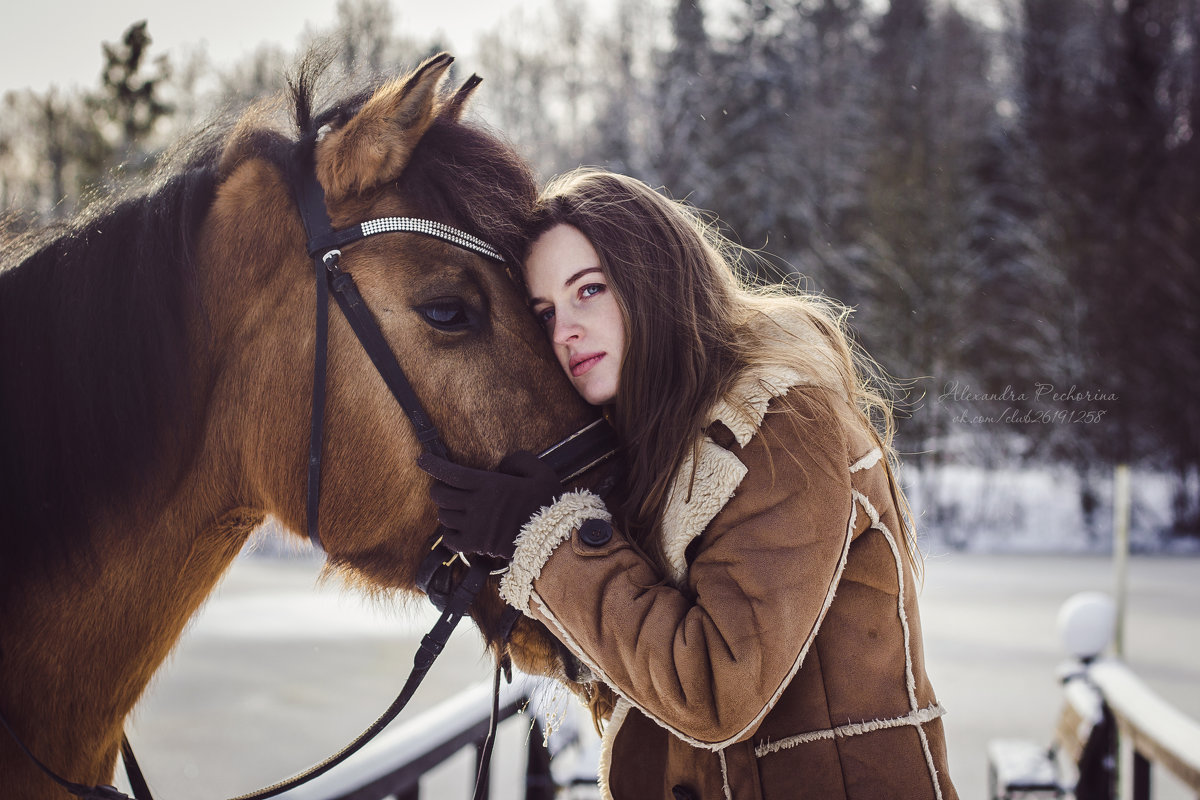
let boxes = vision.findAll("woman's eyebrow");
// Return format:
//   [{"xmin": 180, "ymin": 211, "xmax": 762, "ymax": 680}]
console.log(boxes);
[
  {"xmin": 563, "ymin": 266, "xmax": 603, "ymax": 288},
  {"xmin": 528, "ymin": 267, "xmax": 603, "ymax": 307}
]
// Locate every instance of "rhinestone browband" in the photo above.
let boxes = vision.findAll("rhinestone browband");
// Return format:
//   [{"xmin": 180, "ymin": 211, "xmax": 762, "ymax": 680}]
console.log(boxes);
[{"xmin": 359, "ymin": 217, "xmax": 505, "ymax": 263}]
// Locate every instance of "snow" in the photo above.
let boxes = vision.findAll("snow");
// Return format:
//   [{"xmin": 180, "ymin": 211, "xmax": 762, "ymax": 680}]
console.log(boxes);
[{"xmin": 903, "ymin": 464, "xmax": 1193, "ymax": 554}]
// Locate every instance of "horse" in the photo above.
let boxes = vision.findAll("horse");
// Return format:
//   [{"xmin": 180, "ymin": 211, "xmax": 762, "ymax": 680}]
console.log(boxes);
[{"xmin": 0, "ymin": 53, "xmax": 601, "ymax": 797}]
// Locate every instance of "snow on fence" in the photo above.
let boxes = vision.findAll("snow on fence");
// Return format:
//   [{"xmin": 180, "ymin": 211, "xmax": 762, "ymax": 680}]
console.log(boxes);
[
  {"xmin": 989, "ymin": 593, "xmax": 1200, "ymax": 800},
  {"xmin": 1089, "ymin": 660, "xmax": 1200, "ymax": 797}
]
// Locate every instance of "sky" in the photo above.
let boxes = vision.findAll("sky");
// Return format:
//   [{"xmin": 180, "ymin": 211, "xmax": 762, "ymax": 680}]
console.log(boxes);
[{"xmin": 0, "ymin": 0, "xmax": 541, "ymax": 97}]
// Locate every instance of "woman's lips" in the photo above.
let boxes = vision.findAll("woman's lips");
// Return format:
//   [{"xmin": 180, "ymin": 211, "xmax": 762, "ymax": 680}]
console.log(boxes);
[{"xmin": 570, "ymin": 352, "xmax": 604, "ymax": 377}]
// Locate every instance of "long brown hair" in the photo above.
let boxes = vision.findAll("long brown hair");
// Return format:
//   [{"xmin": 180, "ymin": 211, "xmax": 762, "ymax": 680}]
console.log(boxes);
[{"xmin": 523, "ymin": 168, "xmax": 918, "ymax": 572}]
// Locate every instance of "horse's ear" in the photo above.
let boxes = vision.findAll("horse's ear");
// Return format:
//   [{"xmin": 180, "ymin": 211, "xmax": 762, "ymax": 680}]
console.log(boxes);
[
  {"xmin": 315, "ymin": 52, "xmax": 455, "ymax": 202},
  {"xmin": 444, "ymin": 75, "xmax": 482, "ymax": 121}
]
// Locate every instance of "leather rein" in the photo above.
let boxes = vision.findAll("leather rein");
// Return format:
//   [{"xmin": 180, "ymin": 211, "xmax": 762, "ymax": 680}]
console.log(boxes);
[{"xmin": 1, "ymin": 142, "xmax": 616, "ymax": 800}]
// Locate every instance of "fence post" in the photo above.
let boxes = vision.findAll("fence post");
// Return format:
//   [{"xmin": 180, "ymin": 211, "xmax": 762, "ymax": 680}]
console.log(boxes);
[
  {"xmin": 1111, "ymin": 463, "xmax": 1131, "ymax": 659},
  {"xmin": 525, "ymin": 729, "xmax": 554, "ymax": 800},
  {"xmin": 1131, "ymin": 750, "xmax": 1151, "ymax": 800}
]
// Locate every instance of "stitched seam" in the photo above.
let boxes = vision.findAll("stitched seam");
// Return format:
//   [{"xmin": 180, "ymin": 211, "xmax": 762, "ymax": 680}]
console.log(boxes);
[
  {"xmin": 597, "ymin": 698, "xmax": 631, "ymax": 800},
  {"xmin": 753, "ymin": 703, "xmax": 947, "ymax": 757},
  {"xmin": 718, "ymin": 749, "xmax": 732, "ymax": 800},
  {"xmin": 526, "ymin": 493, "xmax": 857, "ymax": 753},
  {"xmin": 851, "ymin": 488, "xmax": 945, "ymax": 799},
  {"xmin": 851, "ymin": 489, "xmax": 919, "ymax": 707},
  {"xmin": 917, "ymin": 720, "xmax": 946, "ymax": 800}
]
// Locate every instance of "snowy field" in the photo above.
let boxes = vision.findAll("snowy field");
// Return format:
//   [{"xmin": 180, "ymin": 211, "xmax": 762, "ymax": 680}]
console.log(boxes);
[{"xmin": 115, "ymin": 548, "xmax": 1200, "ymax": 800}]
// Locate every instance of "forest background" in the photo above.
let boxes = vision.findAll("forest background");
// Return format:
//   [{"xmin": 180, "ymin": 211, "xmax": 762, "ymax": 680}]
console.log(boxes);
[{"xmin": 2, "ymin": 0, "xmax": 1197, "ymax": 551}]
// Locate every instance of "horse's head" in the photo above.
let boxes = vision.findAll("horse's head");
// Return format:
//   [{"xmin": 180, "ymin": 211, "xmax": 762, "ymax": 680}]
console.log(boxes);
[{"xmin": 202, "ymin": 54, "xmax": 604, "ymax": 687}]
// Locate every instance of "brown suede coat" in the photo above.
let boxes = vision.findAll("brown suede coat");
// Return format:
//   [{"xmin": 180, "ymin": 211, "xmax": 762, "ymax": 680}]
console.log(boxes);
[{"xmin": 501, "ymin": 364, "xmax": 957, "ymax": 800}]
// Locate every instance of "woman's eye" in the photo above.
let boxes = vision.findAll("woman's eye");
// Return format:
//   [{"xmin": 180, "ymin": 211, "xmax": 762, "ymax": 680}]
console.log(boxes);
[
  {"xmin": 580, "ymin": 283, "xmax": 604, "ymax": 299},
  {"xmin": 535, "ymin": 307, "xmax": 555, "ymax": 328},
  {"xmin": 417, "ymin": 300, "xmax": 471, "ymax": 331}
]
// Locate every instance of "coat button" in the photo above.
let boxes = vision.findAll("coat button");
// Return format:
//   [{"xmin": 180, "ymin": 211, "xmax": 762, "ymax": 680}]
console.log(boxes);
[
  {"xmin": 671, "ymin": 786, "xmax": 698, "ymax": 800},
  {"xmin": 578, "ymin": 518, "xmax": 612, "ymax": 547}
]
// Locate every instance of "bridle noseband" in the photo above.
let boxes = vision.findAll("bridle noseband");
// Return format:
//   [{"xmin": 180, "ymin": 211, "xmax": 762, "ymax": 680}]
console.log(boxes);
[{"xmin": 2, "ymin": 141, "xmax": 616, "ymax": 800}]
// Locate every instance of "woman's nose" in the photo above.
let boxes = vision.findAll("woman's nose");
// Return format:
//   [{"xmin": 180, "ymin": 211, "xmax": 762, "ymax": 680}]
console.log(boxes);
[
  {"xmin": 553, "ymin": 316, "xmax": 581, "ymax": 345},
  {"xmin": 552, "ymin": 323, "xmax": 580, "ymax": 345}
]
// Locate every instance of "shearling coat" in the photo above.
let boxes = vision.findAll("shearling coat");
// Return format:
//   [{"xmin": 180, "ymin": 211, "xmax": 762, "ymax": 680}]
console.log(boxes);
[{"xmin": 500, "ymin": 360, "xmax": 958, "ymax": 800}]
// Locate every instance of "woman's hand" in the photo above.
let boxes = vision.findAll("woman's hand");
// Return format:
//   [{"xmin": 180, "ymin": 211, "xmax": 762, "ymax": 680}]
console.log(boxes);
[{"xmin": 417, "ymin": 451, "xmax": 563, "ymax": 560}]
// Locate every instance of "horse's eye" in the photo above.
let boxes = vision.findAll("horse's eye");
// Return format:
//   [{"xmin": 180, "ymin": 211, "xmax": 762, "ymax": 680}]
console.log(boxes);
[{"xmin": 417, "ymin": 300, "xmax": 472, "ymax": 331}]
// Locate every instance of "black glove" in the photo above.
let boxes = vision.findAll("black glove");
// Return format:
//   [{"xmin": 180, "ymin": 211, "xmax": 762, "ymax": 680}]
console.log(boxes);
[{"xmin": 417, "ymin": 450, "xmax": 563, "ymax": 560}]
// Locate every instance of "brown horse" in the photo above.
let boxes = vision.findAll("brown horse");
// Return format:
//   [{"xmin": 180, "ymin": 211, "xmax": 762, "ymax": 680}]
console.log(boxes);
[{"xmin": 0, "ymin": 54, "xmax": 597, "ymax": 797}]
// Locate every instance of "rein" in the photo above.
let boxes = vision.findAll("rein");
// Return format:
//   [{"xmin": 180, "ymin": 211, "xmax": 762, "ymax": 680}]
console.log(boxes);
[{"xmin": 1, "ymin": 143, "xmax": 616, "ymax": 799}]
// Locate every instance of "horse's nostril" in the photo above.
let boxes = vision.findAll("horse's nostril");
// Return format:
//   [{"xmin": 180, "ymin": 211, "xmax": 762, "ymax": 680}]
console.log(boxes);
[{"xmin": 560, "ymin": 648, "xmax": 594, "ymax": 684}]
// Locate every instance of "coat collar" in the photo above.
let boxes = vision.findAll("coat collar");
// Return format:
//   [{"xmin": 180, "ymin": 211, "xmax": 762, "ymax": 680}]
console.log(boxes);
[
  {"xmin": 657, "ymin": 308, "xmax": 844, "ymax": 584},
  {"xmin": 658, "ymin": 361, "xmax": 806, "ymax": 585}
]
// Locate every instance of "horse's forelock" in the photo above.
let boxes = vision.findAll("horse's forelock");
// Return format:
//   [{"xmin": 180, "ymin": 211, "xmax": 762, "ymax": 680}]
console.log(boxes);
[
  {"xmin": 283, "ymin": 52, "xmax": 534, "ymax": 256},
  {"xmin": 399, "ymin": 115, "xmax": 538, "ymax": 265}
]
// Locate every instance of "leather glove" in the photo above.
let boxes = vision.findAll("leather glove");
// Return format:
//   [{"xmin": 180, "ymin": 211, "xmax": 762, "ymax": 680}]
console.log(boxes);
[{"xmin": 417, "ymin": 450, "xmax": 562, "ymax": 560}]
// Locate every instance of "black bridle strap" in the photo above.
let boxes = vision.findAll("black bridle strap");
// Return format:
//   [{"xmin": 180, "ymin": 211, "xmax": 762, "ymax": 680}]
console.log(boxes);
[
  {"xmin": 295, "ymin": 148, "xmax": 334, "ymax": 551},
  {"xmin": 220, "ymin": 560, "xmax": 490, "ymax": 800},
  {"xmin": 120, "ymin": 737, "xmax": 152, "ymax": 800},
  {"xmin": 473, "ymin": 663, "xmax": 504, "ymax": 800},
  {"xmin": 307, "ymin": 250, "xmax": 331, "ymax": 549},
  {"xmin": 0, "ymin": 708, "xmax": 129, "ymax": 799},
  {"xmin": 326, "ymin": 261, "xmax": 449, "ymax": 459},
  {"xmin": 3, "ymin": 150, "xmax": 617, "ymax": 800}
]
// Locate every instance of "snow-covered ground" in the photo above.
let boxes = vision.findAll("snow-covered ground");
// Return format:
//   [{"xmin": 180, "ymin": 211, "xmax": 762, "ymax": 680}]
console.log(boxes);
[
  {"xmin": 115, "ymin": 547, "xmax": 1200, "ymax": 800},
  {"xmin": 906, "ymin": 464, "xmax": 1197, "ymax": 554}
]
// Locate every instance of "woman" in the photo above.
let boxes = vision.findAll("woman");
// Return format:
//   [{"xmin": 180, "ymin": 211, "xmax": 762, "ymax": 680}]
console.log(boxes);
[{"xmin": 419, "ymin": 168, "xmax": 957, "ymax": 800}]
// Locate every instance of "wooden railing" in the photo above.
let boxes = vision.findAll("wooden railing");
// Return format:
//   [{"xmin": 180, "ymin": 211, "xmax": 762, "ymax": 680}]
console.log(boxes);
[
  {"xmin": 989, "ymin": 589, "xmax": 1200, "ymax": 800},
  {"xmin": 275, "ymin": 675, "xmax": 597, "ymax": 800},
  {"xmin": 1089, "ymin": 660, "xmax": 1200, "ymax": 800}
]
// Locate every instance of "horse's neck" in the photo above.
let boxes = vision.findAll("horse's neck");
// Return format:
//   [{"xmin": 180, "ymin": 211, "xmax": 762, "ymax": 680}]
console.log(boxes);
[{"xmin": 0, "ymin": 490, "xmax": 259, "ymax": 792}]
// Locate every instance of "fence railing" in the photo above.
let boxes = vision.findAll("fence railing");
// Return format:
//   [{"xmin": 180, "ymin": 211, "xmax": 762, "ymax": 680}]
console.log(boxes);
[
  {"xmin": 988, "ymin": 591, "xmax": 1200, "ymax": 800},
  {"xmin": 1089, "ymin": 660, "xmax": 1200, "ymax": 799},
  {"xmin": 275, "ymin": 675, "xmax": 596, "ymax": 800}
]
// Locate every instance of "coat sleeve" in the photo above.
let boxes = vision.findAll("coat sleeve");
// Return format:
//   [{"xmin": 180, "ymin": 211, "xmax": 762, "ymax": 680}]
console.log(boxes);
[{"xmin": 499, "ymin": 388, "xmax": 856, "ymax": 748}]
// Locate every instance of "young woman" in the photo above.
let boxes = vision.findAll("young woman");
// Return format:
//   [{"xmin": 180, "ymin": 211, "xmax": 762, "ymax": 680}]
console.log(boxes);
[{"xmin": 419, "ymin": 168, "xmax": 957, "ymax": 800}]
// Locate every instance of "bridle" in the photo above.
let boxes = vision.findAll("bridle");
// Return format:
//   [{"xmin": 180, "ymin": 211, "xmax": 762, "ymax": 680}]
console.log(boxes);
[{"xmin": 1, "ymin": 139, "xmax": 616, "ymax": 800}]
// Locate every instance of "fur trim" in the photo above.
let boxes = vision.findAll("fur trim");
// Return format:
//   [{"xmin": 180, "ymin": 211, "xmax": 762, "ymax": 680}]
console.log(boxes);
[
  {"xmin": 849, "ymin": 447, "xmax": 883, "ymax": 473},
  {"xmin": 659, "ymin": 438, "xmax": 748, "ymax": 586},
  {"xmin": 597, "ymin": 698, "xmax": 631, "ymax": 800},
  {"xmin": 706, "ymin": 365, "xmax": 805, "ymax": 447},
  {"xmin": 754, "ymin": 703, "xmax": 947, "ymax": 757},
  {"xmin": 554, "ymin": 499, "xmax": 856, "ymax": 753},
  {"xmin": 657, "ymin": 360, "xmax": 806, "ymax": 585},
  {"xmin": 499, "ymin": 490, "xmax": 610, "ymax": 615},
  {"xmin": 530, "ymin": 499, "xmax": 852, "ymax": 753}
]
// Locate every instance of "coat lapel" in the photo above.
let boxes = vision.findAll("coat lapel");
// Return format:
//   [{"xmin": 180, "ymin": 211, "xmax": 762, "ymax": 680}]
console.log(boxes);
[{"xmin": 657, "ymin": 364, "xmax": 805, "ymax": 586}]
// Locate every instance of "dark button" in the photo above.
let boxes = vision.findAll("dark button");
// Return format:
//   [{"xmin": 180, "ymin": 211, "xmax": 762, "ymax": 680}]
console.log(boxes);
[
  {"xmin": 578, "ymin": 518, "xmax": 613, "ymax": 547},
  {"xmin": 672, "ymin": 786, "xmax": 698, "ymax": 800}
]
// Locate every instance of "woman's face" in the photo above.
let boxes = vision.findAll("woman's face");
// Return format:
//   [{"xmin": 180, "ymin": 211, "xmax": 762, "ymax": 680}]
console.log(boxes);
[{"xmin": 525, "ymin": 223, "xmax": 626, "ymax": 406}]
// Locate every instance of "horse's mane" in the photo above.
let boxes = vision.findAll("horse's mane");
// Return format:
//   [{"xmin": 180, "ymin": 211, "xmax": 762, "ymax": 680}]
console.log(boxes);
[
  {"xmin": 0, "ymin": 121, "xmax": 228, "ymax": 587},
  {"xmin": 0, "ymin": 53, "xmax": 536, "ymax": 589}
]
